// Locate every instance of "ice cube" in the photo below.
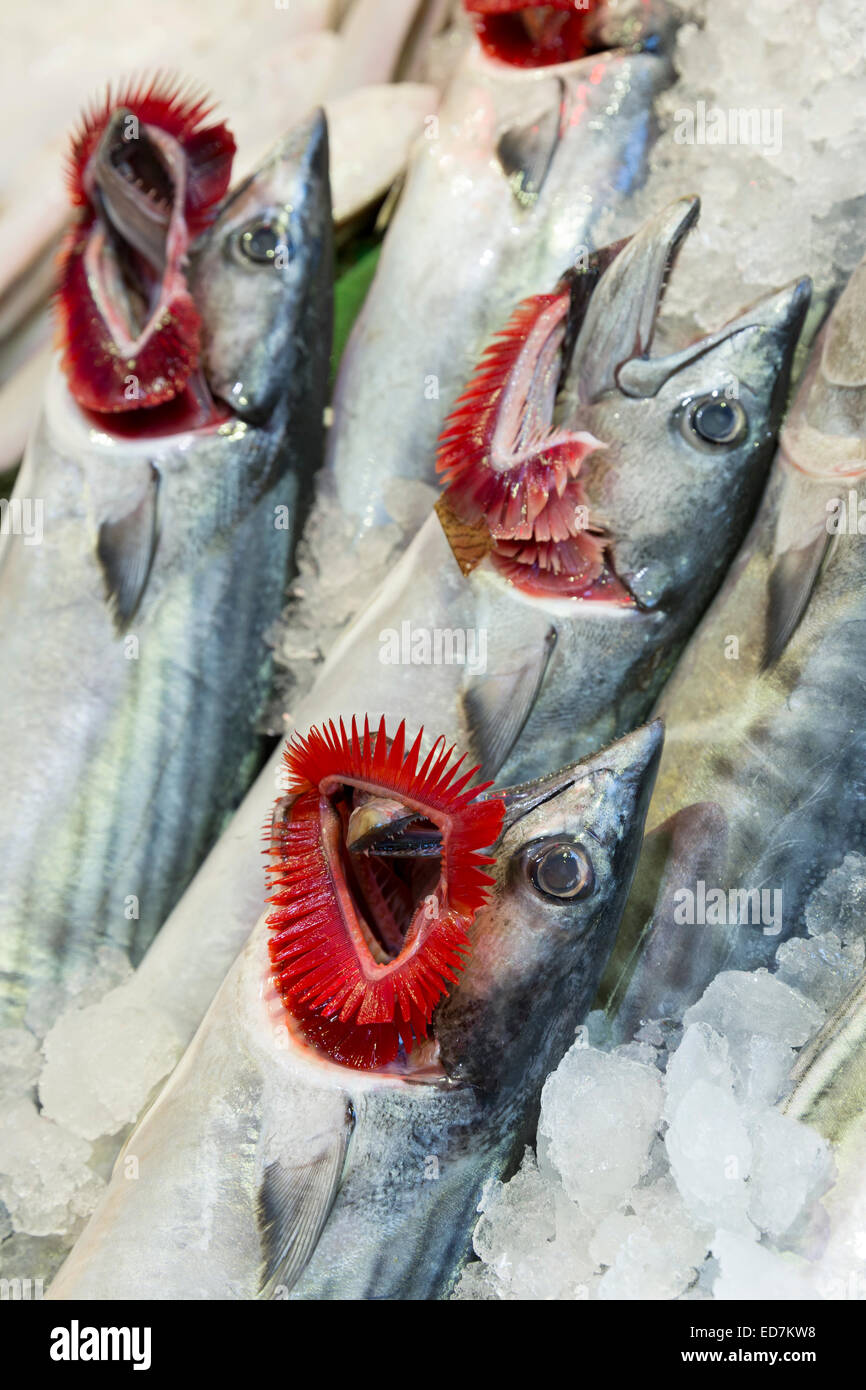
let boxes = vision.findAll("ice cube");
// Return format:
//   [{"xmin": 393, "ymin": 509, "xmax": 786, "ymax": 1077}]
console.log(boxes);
[
  {"xmin": 599, "ymin": 1180, "xmax": 710, "ymax": 1300},
  {"xmin": 0, "ymin": 1101, "xmax": 103, "ymax": 1238},
  {"xmin": 472, "ymin": 1149, "xmax": 595, "ymax": 1299},
  {"xmin": 746, "ymin": 1110, "xmax": 835, "ymax": 1241},
  {"xmin": 775, "ymin": 932, "xmax": 864, "ymax": 1011},
  {"xmin": 664, "ymin": 1023, "xmax": 735, "ymax": 1124},
  {"xmin": 665, "ymin": 1080, "xmax": 754, "ymax": 1235},
  {"xmin": 539, "ymin": 1045, "xmax": 663, "ymax": 1221},
  {"xmin": 39, "ymin": 985, "xmax": 183, "ymax": 1141},
  {"xmin": 684, "ymin": 970, "xmax": 824, "ymax": 1052},
  {"xmin": 711, "ymin": 1230, "xmax": 816, "ymax": 1299},
  {"xmin": 804, "ymin": 853, "xmax": 866, "ymax": 943}
]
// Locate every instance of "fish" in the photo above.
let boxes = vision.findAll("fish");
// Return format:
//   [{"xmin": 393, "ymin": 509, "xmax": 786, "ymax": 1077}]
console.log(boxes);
[
  {"xmin": 602, "ymin": 241, "xmax": 866, "ymax": 1038},
  {"xmin": 51, "ymin": 195, "xmax": 808, "ymax": 1132},
  {"xmin": 0, "ymin": 0, "xmax": 442, "ymax": 475},
  {"xmin": 780, "ymin": 967, "xmax": 866, "ymax": 1297},
  {"xmin": 300, "ymin": 0, "xmax": 676, "ymax": 640},
  {"xmin": 47, "ymin": 714, "xmax": 662, "ymax": 1300},
  {"xmin": 0, "ymin": 91, "xmax": 333, "ymax": 1033}
]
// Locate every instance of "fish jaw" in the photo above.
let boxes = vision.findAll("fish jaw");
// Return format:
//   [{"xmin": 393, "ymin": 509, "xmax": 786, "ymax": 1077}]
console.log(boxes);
[
  {"xmin": 187, "ymin": 109, "xmax": 333, "ymax": 429},
  {"xmin": 433, "ymin": 720, "xmax": 663, "ymax": 1094}
]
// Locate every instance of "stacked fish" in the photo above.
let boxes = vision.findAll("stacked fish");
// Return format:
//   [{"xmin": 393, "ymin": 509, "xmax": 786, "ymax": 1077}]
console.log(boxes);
[{"xmin": 1, "ymin": 0, "xmax": 865, "ymax": 1302}]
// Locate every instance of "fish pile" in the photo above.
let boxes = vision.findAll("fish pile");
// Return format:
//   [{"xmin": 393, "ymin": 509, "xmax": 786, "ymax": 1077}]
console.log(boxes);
[{"xmin": 2, "ymin": 0, "xmax": 866, "ymax": 1304}]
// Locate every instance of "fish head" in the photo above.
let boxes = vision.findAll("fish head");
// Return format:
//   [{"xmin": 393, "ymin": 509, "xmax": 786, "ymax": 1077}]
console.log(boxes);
[
  {"xmin": 435, "ymin": 196, "xmax": 809, "ymax": 610},
  {"xmin": 187, "ymin": 110, "xmax": 332, "ymax": 429},
  {"xmin": 267, "ymin": 716, "xmax": 660, "ymax": 1091},
  {"xmin": 432, "ymin": 720, "xmax": 663, "ymax": 1093},
  {"xmin": 56, "ymin": 82, "xmax": 332, "ymax": 436},
  {"xmin": 567, "ymin": 196, "xmax": 811, "ymax": 612}
]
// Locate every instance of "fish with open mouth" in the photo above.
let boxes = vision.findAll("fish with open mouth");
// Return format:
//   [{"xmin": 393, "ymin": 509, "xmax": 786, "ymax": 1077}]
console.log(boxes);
[
  {"xmin": 0, "ymin": 83, "xmax": 333, "ymax": 1031},
  {"xmin": 55, "ymin": 196, "xmax": 808, "ymax": 1126},
  {"xmin": 302, "ymin": 0, "xmax": 675, "ymax": 630},
  {"xmin": 48, "ymin": 714, "xmax": 661, "ymax": 1300},
  {"xmin": 292, "ymin": 197, "xmax": 808, "ymax": 787},
  {"xmin": 602, "ymin": 242, "xmax": 866, "ymax": 1037}
]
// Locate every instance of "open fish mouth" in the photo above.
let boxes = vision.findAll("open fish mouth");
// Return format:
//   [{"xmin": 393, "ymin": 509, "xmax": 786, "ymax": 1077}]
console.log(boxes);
[
  {"xmin": 436, "ymin": 275, "xmax": 633, "ymax": 601},
  {"xmin": 266, "ymin": 718, "xmax": 504, "ymax": 1072},
  {"xmin": 464, "ymin": 1, "xmax": 597, "ymax": 68},
  {"xmin": 56, "ymin": 78, "xmax": 235, "ymax": 432},
  {"xmin": 436, "ymin": 202, "xmax": 696, "ymax": 603}
]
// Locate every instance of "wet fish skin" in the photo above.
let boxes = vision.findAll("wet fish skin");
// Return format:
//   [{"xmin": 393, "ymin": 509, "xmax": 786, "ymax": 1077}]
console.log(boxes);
[
  {"xmin": 604, "ymin": 246, "xmax": 866, "ymax": 1036},
  {"xmin": 0, "ymin": 114, "xmax": 333, "ymax": 1033},
  {"xmin": 47, "ymin": 721, "xmax": 661, "ymax": 1301},
  {"xmin": 59, "ymin": 198, "xmax": 811, "ymax": 1124}
]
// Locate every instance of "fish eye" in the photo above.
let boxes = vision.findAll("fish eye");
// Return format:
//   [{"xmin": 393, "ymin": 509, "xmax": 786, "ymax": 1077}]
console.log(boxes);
[
  {"xmin": 680, "ymin": 393, "xmax": 747, "ymax": 450},
  {"xmin": 231, "ymin": 215, "xmax": 292, "ymax": 268},
  {"xmin": 525, "ymin": 839, "xmax": 594, "ymax": 902}
]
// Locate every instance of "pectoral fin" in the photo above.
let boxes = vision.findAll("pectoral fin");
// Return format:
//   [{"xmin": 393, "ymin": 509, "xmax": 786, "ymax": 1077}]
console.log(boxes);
[
  {"xmin": 763, "ymin": 528, "xmax": 835, "ymax": 670},
  {"xmin": 96, "ymin": 462, "xmax": 160, "ymax": 631},
  {"xmin": 461, "ymin": 627, "xmax": 556, "ymax": 775},
  {"xmin": 256, "ymin": 1101, "xmax": 354, "ymax": 1299}
]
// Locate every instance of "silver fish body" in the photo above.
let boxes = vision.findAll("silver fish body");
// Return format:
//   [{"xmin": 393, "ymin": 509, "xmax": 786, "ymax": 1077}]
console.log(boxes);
[
  {"xmin": 48, "ymin": 721, "xmax": 661, "ymax": 1300},
  {"xmin": 59, "ymin": 197, "xmax": 809, "ymax": 1128},
  {"xmin": 605, "ymin": 246, "xmax": 866, "ymax": 1035},
  {"xmin": 0, "ymin": 115, "xmax": 333, "ymax": 1031}
]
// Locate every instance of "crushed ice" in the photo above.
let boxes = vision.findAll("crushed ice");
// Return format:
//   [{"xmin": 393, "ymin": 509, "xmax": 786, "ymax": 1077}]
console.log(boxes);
[{"xmin": 453, "ymin": 856, "xmax": 866, "ymax": 1300}]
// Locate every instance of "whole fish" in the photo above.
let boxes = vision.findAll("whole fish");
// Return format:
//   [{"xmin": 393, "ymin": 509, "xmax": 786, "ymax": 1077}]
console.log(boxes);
[
  {"xmin": 48, "ymin": 196, "xmax": 808, "ymax": 1130},
  {"xmin": 0, "ymin": 96, "xmax": 333, "ymax": 1032},
  {"xmin": 603, "ymin": 243, "xmax": 866, "ymax": 1036},
  {"xmin": 48, "ymin": 715, "xmax": 662, "ymax": 1300},
  {"xmin": 301, "ymin": 0, "xmax": 676, "ymax": 635}
]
